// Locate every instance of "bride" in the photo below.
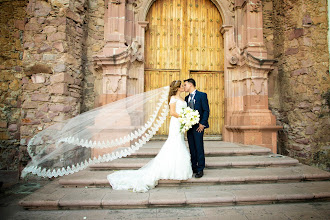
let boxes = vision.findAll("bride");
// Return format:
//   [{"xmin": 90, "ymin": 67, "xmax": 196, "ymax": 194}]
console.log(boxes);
[{"xmin": 107, "ymin": 80, "xmax": 193, "ymax": 192}]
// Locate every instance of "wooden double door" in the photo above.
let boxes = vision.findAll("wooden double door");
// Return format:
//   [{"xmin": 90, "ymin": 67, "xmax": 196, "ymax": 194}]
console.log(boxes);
[{"xmin": 144, "ymin": 0, "xmax": 224, "ymax": 136}]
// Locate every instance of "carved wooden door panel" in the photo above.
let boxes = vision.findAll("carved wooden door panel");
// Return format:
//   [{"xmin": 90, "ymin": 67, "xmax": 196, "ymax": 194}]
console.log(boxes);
[
  {"xmin": 190, "ymin": 71, "xmax": 224, "ymax": 135},
  {"xmin": 145, "ymin": 0, "xmax": 224, "ymax": 136}
]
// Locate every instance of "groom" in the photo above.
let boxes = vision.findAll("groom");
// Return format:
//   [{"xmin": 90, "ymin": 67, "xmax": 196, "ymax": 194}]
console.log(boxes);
[{"xmin": 184, "ymin": 78, "xmax": 210, "ymax": 178}]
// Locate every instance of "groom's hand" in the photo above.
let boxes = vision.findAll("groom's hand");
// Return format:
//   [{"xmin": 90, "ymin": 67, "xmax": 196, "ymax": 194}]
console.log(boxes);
[{"xmin": 196, "ymin": 123, "xmax": 205, "ymax": 133}]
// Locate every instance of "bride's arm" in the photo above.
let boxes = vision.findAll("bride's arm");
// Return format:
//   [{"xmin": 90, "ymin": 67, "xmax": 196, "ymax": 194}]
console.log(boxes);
[{"xmin": 170, "ymin": 102, "xmax": 180, "ymax": 118}]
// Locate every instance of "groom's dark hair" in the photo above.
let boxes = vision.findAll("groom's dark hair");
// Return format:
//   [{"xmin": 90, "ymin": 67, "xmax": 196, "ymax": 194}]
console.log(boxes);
[{"xmin": 184, "ymin": 78, "xmax": 196, "ymax": 87}]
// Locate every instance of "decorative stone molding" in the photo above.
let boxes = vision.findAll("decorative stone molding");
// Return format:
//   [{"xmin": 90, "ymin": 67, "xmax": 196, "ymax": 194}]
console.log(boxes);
[{"xmin": 249, "ymin": 0, "xmax": 262, "ymax": 13}]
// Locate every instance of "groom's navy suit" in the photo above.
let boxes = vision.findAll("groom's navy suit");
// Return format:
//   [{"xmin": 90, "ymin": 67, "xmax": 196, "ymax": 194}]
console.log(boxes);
[{"xmin": 185, "ymin": 90, "xmax": 210, "ymax": 173}]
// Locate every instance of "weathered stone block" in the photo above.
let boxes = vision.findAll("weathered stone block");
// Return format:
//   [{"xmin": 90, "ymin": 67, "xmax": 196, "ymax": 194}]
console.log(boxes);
[
  {"xmin": 43, "ymin": 26, "xmax": 57, "ymax": 33},
  {"xmin": 285, "ymin": 48, "xmax": 299, "ymax": 56},
  {"xmin": 22, "ymin": 101, "xmax": 38, "ymax": 109},
  {"xmin": 47, "ymin": 17, "xmax": 67, "ymax": 26},
  {"xmin": 296, "ymin": 138, "xmax": 309, "ymax": 144},
  {"xmin": 0, "ymin": 132, "xmax": 10, "ymax": 140},
  {"xmin": 291, "ymin": 68, "xmax": 308, "ymax": 76},
  {"xmin": 20, "ymin": 126, "xmax": 32, "ymax": 136},
  {"xmin": 31, "ymin": 93, "xmax": 50, "ymax": 102},
  {"xmin": 70, "ymin": 91, "xmax": 80, "ymax": 98},
  {"xmin": 35, "ymin": 34, "xmax": 46, "ymax": 43},
  {"xmin": 53, "ymin": 42, "xmax": 65, "ymax": 52},
  {"xmin": 8, "ymin": 124, "xmax": 18, "ymax": 132},
  {"xmin": 0, "ymin": 82, "xmax": 9, "ymax": 91},
  {"xmin": 57, "ymin": 25, "xmax": 66, "ymax": 32},
  {"xmin": 0, "ymin": 121, "xmax": 7, "ymax": 128},
  {"xmin": 35, "ymin": 1, "xmax": 52, "ymax": 17},
  {"xmin": 40, "ymin": 104, "xmax": 49, "ymax": 112},
  {"xmin": 47, "ymin": 32, "xmax": 66, "ymax": 42},
  {"xmin": 25, "ymin": 22, "xmax": 39, "ymax": 31},
  {"xmin": 53, "ymin": 114, "xmax": 68, "ymax": 122},
  {"xmin": 292, "ymin": 144, "xmax": 304, "ymax": 151},
  {"xmin": 22, "ymin": 83, "xmax": 42, "ymax": 91},
  {"xmin": 306, "ymin": 126, "xmax": 315, "ymax": 135},
  {"xmin": 49, "ymin": 104, "xmax": 71, "ymax": 113},
  {"xmin": 38, "ymin": 17, "xmax": 46, "ymax": 24},
  {"xmin": 9, "ymin": 79, "xmax": 20, "ymax": 91},
  {"xmin": 298, "ymin": 102, "xmax": 311, "ymax": 109},
  {"xmin": 303, "ymin": 15, "xmax": 313, "ymax": 26},
  {"xmin": 65, "ymin": 9, "xmax": 82, "ymax": 23},
  {"xmin": 313, "ymin": 106, "xmax": 321, "ymax": 112},
  {"xmin": 51, "ymin": 0, "xmax": 69, "ymax": 8},
  {"xmin": 31, "ymin": 74, "xmax": 46, "ymax": 84},
  {"xmin": 312, "ymin": 16, "xmax": 327, "ymax": 24},
  {"xmin": 53, "ymin": 63, "xmax": 66, "ymax": 73},
  {"xmin": 14, "ymin": 20, "xmax": 25, "ymax": 30},
  {"xmin": 42, "ymin": 54, "xmax": 56, "ymax": 61},
  {"xmin": 35, "ymin": 111, "xmax": 45, "ymax": 118},
  {"xmin": 50, "ymin": 72, "xmax": 74, "ymax": 84},
  {"xmin": 38, "ymin": 44, "xmax": 52, "ymax": 53},
  {"xmin": 49, "ymin": 83, "xmax": 69, "ymax": 95},
  {"xmin": 42, "ymin": 118, "xmax": 52, "ymax": 123},
  {"xmin": 289, "ymin": 28, "xmax": 304, "ymax": 40}
]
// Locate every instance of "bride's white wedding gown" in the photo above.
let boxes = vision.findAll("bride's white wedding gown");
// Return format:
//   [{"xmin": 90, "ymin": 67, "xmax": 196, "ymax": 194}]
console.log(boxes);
[{"xmin": 107, "ymin": 96, "xmax": 193, "ymax": 192}]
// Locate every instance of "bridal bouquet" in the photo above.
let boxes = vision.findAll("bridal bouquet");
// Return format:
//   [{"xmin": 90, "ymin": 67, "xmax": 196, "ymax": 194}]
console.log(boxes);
[{"xmin": 178, "ymin": 107, "xmax": 200, "ymax": 133}]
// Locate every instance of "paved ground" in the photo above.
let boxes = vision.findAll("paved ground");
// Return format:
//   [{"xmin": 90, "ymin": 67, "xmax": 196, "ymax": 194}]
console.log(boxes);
[{"xmin": 1, "ymin": 180, "xmax": 330, "ymax": 220}]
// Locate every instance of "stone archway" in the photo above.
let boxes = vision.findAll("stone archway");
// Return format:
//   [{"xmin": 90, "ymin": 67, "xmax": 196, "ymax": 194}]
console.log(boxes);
[{"xmin": 93, "ymin": 0, "xmax": 282, "ymax": 153}]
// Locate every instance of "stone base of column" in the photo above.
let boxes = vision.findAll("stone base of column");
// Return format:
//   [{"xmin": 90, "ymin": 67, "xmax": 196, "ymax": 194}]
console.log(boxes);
[
  {"xmin": 225, "ymin": 111, "xmax": 282, "ymax": 153},
  {"xmin": 92, "ymin": 94, "xmax": 132, "ymax": 157}
]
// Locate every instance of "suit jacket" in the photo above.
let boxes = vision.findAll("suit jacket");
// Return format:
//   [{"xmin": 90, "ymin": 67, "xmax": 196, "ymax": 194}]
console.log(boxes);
[{"xmin": 185, "ymin": 90, "xmax": 210, "ymax": 128}]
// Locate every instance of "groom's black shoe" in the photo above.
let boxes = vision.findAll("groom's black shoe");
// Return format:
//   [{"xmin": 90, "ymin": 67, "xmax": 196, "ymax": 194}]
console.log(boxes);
[
  {"xmin": 193, "ymin": 169, "xmax": 198, "ymax": 174},
  {"xmin": 195, "ymin": 171, "xmax": 203, "ymax": 178}
]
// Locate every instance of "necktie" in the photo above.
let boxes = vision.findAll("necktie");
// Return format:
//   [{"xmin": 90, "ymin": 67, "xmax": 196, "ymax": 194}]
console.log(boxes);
[{"xmin": 189, "ymin": 93, "xmax": 194, "ymax": 109}]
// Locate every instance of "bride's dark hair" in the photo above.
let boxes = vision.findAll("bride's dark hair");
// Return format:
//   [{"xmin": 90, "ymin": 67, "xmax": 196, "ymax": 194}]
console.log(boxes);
[{"xmin": 168, "ymin": 80, "xmax": 181, "ymax": 104}]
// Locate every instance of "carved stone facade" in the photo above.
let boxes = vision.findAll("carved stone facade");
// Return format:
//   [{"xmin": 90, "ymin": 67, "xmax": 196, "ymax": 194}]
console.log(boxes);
[
  {"xmin": 93, "ymin": 0, "xmax": 281, "ymax": 152},
  {"xmin": 0, "ymin": 0, "xmax": 329, "ymax": 172}
]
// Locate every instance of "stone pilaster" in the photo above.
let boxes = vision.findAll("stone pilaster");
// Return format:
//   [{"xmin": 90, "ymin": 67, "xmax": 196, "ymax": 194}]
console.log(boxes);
[
  {"xmin": 223, "ymin": 0, "xmax": 282, "ymax": 153},
  {"xmin": 93, "ymin": 1, "xmax": 147, "ymax": 105}
]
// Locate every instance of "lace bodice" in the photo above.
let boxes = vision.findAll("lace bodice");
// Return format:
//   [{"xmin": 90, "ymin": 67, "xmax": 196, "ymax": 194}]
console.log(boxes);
[{"xmin": 169, "ymin": 96, "xmax": 187, "ymax": 114}]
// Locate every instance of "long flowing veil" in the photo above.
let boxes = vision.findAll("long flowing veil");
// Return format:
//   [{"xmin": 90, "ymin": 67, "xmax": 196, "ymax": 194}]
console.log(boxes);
[{"xmin": 22, "ymin": 86, "xmax": 170, "ymax": 178}]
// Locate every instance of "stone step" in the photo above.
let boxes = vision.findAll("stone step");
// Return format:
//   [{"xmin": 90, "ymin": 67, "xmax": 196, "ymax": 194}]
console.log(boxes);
[
  {"xmin": 59, "ymin": 164, "xmax": 330, "ymax": 187},
  {"xmin": 89, "ymin": 155, "xmax": 299, "ymax": 170},
  {"xmin": 11, "ymin": 202, "xmax": 330, "ymax": 219},
  {"xmin": 128, "ymin": 141, "xmax": 271, "ymax": 158},
  {"xmin": 151, "ymin": 135, "xmax": 222, "ymax": 141},
  {"xmin": 19, "ymin": 181, "xmax": 330, "ymax": 210}
]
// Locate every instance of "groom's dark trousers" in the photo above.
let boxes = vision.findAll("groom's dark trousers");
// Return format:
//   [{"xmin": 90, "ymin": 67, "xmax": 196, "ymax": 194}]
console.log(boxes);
[{"xmin": 185, "ymin": 91, "xmax": 210, "ymax": 172}]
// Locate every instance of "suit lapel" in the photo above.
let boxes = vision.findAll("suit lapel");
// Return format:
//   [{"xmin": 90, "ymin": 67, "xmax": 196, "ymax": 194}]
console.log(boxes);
[{"xmin": 194, "ymin": 90, "xmax": 199, "ymax": 106}]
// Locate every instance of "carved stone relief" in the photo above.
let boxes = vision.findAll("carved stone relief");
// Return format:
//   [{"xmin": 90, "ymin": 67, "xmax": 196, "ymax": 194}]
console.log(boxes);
[
  {"xmin": 251, "ymin": 79, "xmax": 264, "ymax": 95},
  {"xmin": 249, "ymin": 0, "xmax": 261, "ymax": 13}
]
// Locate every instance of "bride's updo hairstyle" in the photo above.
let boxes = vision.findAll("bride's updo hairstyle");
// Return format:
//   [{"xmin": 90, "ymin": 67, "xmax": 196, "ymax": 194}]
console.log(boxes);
[{"xmin": 168, "ymin": 80, "xmax": 181, "ymax": 104}]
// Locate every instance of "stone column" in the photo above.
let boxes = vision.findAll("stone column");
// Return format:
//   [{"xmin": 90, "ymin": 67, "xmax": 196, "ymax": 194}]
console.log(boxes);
[
  {"xmin": 93, "ymin": 0, "xmax": 147, "ymax": 105},
  {"xmin": 223, "ymin": 0, "xmax": 282, "ymax": 153}
]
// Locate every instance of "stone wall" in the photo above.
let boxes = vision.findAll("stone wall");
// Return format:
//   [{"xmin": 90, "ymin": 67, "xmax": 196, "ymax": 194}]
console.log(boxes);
[
  {"xmin": 265, "ymin": 0, "xmax": 330, "ymax": 171},
  {"xmin": 19, "ymin": 0, "xmax": 89, "ymax": 171},
  {"xmin": 1, "ymin": 0, "xmax": 329, "ymax": 173},
  {"xmin": 0, "ymin": 0, "xmax": 28, "ymax": 171}
]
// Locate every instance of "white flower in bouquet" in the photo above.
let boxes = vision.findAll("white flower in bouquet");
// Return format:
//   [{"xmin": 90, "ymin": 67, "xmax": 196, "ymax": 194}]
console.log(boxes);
[{"xmin": 179, "ymin": 107, "xmax": 200, "ymax": 133}]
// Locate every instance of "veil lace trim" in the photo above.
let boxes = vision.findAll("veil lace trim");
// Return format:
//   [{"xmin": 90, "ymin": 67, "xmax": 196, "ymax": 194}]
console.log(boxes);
[{"xmin": 22, "ymin": 86, "xmax": 170, "ymax": 178}]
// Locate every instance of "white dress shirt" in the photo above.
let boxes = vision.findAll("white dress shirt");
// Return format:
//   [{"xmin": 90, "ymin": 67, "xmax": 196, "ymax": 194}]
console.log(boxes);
[{"xmin": 188, "ymin": 89, "xmax": 197, "ymax": 103}]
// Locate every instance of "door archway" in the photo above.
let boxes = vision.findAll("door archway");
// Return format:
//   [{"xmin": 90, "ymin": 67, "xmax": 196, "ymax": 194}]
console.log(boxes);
[{"xmin": 144, "ymin": 0, "xmax": 224, "ymax": 136}]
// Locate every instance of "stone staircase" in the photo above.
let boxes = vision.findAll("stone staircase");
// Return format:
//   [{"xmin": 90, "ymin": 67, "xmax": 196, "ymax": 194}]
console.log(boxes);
[{"xmin": 19, "ymin": 141, "xmax": 330, "ymax": 210}]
